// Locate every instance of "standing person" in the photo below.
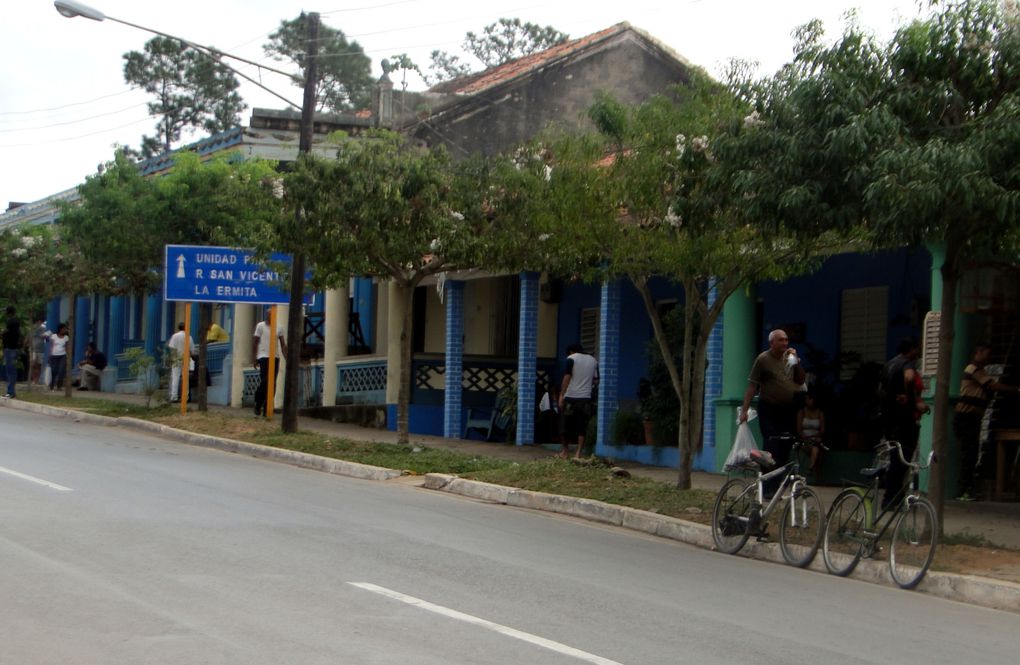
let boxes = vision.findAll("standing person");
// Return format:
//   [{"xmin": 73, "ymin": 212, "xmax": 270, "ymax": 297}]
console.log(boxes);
[
  {"xmin": 797, "ymin": 391, "xmax": 826, "ymax": 481},
  {"xmin": 3, "ymin": 306, "xmax": 22, "ymax": 398},
  {"xmin": 77, "ymin": 342, "xmax": 107, "ymax": 391},
  {"xmin": 166, "ymin": 323, "xmax": 195, "ymax": 402},
  {"xmin": 252, "ymin": 310, "xmax": 287, "ymax": 417},
  {"xmin": 740, "ymin": 329, "xmax": 806, "ymax": 496},
  {"xmin": 881, "ymin": 337, "xmax": 928, "ymax": 509},
  {"xmin": 206, "ymin": 321, "xmax": 230, "ymax": 343},
  {"xmin": 30, "ymin": 317, "xmax": 48, "ymax": 386},
  {"xmin": 953, "ymin": 344, "xmax": 1020, "ymax": 501},
  {"xmin": 47, "ymin": 324, "xmax": 69, "ymax": 391},
  {"xmin": 558, "ymin": 343, "xmax": 598, "ymax": 459}
]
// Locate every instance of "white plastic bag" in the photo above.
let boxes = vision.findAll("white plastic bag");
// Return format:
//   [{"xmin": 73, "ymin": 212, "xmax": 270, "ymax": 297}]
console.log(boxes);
[{"xmin": 725, "ymin": 421, "xmax": 760, "ymax": 469}]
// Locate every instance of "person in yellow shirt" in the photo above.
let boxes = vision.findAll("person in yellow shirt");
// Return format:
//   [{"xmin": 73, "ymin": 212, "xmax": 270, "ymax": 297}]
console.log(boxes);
[{"xmin": 206, "ymin": 322, "xmax": 230, "ymax": 343}]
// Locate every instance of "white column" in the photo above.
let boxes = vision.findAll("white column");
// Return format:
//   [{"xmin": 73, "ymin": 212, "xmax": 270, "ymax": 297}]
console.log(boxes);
[
  {"xmin": 274, "ymin": 303, "xmax": 289, "ymax": 410},
  {"xmin": 385, "ymin": 280, "xmax": 406, "ymax": 404},
  {"xmin": 229, "ymin": 304, "xmax": 254, "ymax": 408},
  {"xmin": 322, "ymin": 287, "xmax": 349, "ymax": 406}
]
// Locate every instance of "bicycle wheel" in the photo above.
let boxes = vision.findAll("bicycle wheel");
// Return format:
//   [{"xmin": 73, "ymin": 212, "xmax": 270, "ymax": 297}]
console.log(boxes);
[
  {"xmin": 779, "ymin": 486, "xmax": 824, "ymax": 568},
  {"xmin": 822, "ymin": 490, "xmax": 868, "ymax": 576},
  {"xmin": 711, "ymin": 478, "xmax": 755, "ymax": 555},
  {"xmin": 889, "ymin": 497, "xmax": 938, "ymax": 589}
]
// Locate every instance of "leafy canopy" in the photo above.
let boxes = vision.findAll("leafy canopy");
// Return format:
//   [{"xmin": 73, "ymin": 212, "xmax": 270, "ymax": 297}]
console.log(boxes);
[{"xmin": 123, "ymin": 37, "xmax": 245, "ymax": 158}]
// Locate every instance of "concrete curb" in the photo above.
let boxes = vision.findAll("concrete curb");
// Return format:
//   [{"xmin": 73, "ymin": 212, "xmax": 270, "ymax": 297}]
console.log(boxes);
[
  {"xmin": 423, "ymin": 473, "xmax": 1020, "ymax": 613},
  {"xmin": 1, "ymin": 398, "xmax": 404, "ymax": 483}
]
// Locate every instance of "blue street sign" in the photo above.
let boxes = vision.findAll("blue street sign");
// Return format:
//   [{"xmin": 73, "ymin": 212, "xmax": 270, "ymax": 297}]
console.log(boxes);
[{"xmin": 163, "ymin": 245, "xmax": 312, "ymax": 304}]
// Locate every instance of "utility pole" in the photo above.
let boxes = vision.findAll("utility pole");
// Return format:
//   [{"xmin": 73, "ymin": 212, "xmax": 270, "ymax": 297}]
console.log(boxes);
[{"xmin": 282, "ymin": 11, "xmax": 319, "ymax": 433}]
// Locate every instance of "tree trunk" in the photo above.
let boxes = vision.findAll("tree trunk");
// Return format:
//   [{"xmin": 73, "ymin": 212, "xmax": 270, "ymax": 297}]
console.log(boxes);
[
  {"xmin": 929, "ymin": 243, "xmax": 962, "ymax": 535},
  {"xmin": 282, "ymin": 251, "xmax": 306, "ymax": 434},
  {"xmin": 197, "ymin": 303, "xmax": 210, "ymax": 411},
  {"xmin": 64, "ymin": 294, "xmax": 76, "ymax": 398},
  {"xmin": 396, "ymin": 282, "xmax": 415, "ymax": 445}
]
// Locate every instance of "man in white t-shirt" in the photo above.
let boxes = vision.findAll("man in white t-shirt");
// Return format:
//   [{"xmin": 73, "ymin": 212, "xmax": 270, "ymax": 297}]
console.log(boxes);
[
  {"xmin": 252, "ymin": 310, "xmax": 287, "ymax": 417},
  {"xmin": 166, "ymin": 323, "xmax": 195, "ymax": 402},
  {"xmin": 558, "ymin": 343, "xmax": 599, "ymax": 459}
]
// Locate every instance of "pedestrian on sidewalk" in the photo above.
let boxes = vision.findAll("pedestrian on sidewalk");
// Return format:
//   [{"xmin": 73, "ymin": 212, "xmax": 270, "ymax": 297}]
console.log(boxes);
[
  {"xmin": 558, "ymin": 343, "xmax": 598, "ymax": 459},
  {"xmin": 740, "ymin": 329, "xmax": 806, "ymax": 496},
  {"xmin": 3, "ymin": 306, "xmax": 22, "ymax": 398},
  {"xmin": 953, "ymin": 344, "xmax": 1020, "ymax": 501},
  {"xmin": 167, "ymin": 323, "xmax": 195, "ymax": 402},
  {"xmin": 252, "ymin": 310, "xmax": 286, "ymax": 417},
  {"xmin": 77, "ymin": 342, "xmax": 107, "ymax": 392},
  {"xmin": 47, "ymin": 324, "xmax": 69, "ymax": 391},
  {"xmin": 880, "ymin": 337, "xmax": 928, "ymax": 510},
  {"xmin": 30, "ymin": 317, "xmax": 48, "ymax": 386}
]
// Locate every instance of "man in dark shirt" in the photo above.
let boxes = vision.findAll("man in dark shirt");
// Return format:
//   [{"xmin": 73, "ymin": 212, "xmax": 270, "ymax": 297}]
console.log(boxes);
[
  {"xmin": 881, "ymin": 338, "xmax": 928, "ymax": 509},
  {"xmin": 3, "ymin": 306, "xmax": 22, "ymax": 398},
  {"xmin": 78, "ymin": 342, "xmax": 108, "ymax": 391}
]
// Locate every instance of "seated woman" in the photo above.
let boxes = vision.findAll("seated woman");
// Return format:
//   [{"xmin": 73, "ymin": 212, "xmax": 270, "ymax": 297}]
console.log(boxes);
[{"xmin": 797, "ymin": 392, "xmax": 826, "ymax": 481}]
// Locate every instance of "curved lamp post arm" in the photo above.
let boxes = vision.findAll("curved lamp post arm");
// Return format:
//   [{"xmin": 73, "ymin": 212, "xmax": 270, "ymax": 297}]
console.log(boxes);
[{"xmin": 54, "ymin": 0, "xmax": 302, "ymax": 109}]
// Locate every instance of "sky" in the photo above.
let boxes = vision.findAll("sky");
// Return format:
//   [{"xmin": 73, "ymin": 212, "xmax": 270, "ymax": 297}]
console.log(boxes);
[{"xmin": 1, "ymin": 0, "xmax": 929, "ymax": 210}]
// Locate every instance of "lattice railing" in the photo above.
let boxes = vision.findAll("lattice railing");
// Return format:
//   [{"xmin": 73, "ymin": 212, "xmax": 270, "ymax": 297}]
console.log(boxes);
[{"xmin": 337, "ymin": 359, "xmax": 387, "ymax": 404}]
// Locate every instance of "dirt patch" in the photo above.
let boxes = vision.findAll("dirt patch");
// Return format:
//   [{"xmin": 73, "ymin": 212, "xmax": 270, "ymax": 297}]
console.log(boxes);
[
  {"xmin": 935, "ymin": 544, "xmax": 1020, "ymax": 583},
  {"xmin": 154, "ymin": 412, "xmax": 277, "ymax": 440}
]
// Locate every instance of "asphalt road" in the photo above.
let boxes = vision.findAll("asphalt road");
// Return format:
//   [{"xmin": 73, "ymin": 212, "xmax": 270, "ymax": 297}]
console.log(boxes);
[{"xmin": 1, "ymin": 408, "xmax": 1016, "ymax": 665}]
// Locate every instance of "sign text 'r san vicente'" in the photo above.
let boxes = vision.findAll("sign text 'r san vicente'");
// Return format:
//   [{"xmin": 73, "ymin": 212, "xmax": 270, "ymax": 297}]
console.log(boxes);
[{"xmin": 163, "ymin": 245, "xmax": 312, "ymax": 305}]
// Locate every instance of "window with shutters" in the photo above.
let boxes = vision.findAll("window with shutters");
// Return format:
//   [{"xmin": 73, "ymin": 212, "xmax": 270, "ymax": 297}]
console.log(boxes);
[
  {"xmin": 840, "ymin": 286, "xmax": 888, "ymax": 380},
  {"xmin": 580, "ymin": 307, "xmax": 600, "ymax": 358}
]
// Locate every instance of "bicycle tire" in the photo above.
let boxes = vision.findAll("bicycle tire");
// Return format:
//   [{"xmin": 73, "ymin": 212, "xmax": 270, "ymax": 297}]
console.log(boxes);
[
  {"xmin": 711, "ymin": 478, "xmax": 755, "ymax": 555},
  {"xmin": 822, "ymin": 489, "xmax": 868, "ymax": 576},
  {"xmin": 779, "ymin": 486, "xmax": 824, "ymax": 568},
  {"xmin": 889, "ymin": 497, "xmax": 938, "ymax": 589}
]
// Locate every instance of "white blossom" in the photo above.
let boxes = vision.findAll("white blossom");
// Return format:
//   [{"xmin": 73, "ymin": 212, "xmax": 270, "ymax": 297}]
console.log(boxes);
[
  {"xmin": 664, "ymin": 207, "xmax": 682, "ymax": 229},
  {"xmin": 271, "ymin": 178, "xmax": 285, "ymax": 200},
  {"xmin": 429, "ymin": 238, "xmax": 442, "ymax": 251},
  {"xmin": 11, "ymin": 247, "xmax": 27, "ymax": 258},
  {"xmin": 450, "ymin": 211, "xmax": 464, "ymax": 221},
  {"xmin": 691, "ymin": 135, "xmax": 710, "ymax": 153},
  {"xmin": 544, "ymin": 165, "xmax": 553, "ymax": 181},
  {"xmin": 538, "ymin": 233, "xmax": 552, "ymax": 242},
  {"xmin": 675, "ymin": 133, "xmax": 686, "ymax": 157},
  {"xmin": 20, "ymin": 235, "xmax": 38, "ymax": 248},
  {"xmin": 743, "ymin": 111, "xmax": 764, "ymax": 129}
]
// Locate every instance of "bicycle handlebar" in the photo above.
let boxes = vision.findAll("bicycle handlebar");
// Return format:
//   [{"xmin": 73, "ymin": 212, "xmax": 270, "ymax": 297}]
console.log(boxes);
[{"xmin": 875, "ymin": 439, "xmax": 936, "ymax": 470}]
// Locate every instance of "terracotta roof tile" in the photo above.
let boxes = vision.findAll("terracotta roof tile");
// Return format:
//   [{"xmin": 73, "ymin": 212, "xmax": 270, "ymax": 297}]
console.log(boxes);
[{"xmin": 431, "ymin": 23, "xmax": 631, "ymax": 96}]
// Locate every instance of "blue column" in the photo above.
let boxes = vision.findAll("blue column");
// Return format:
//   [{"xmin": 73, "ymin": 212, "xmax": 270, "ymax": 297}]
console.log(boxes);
[
  {"xmin": 353, "ymin": 277, "xmax": 374, "ymax": 350},
  {"xmin": 47, "ymin": 298, "xmax": 61, "ymax": 331},
  {"xmin": 74, "ymin": 296, "xmax": 90, "ymax": 365},
  {"xmin": 697, "ymin": 281, "xmax": 723, "ymax": 471},
  {"xmin": 443, "ymin": 281, "xmax": 465, "ymax": 438},
  {"xmin": 144, "ymin": 293, "xmax": 161, "ymax": 357},
  {"xmin": 516, "ymin": 272, "xmax": 539, "ymax": 445},
  {"xmin": 596, "ymin": 280, "xmax": 621, "ymax": 454},
  {"xmin": 108, "ymin": 296, "xmax": 125, "ymax": 363}
]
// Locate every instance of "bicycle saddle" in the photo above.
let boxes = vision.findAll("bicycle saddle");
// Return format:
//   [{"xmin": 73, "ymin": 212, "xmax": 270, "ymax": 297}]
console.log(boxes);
[{"xmin": 860, "ymin": 462, "xmax": 889, "ymax": 478}]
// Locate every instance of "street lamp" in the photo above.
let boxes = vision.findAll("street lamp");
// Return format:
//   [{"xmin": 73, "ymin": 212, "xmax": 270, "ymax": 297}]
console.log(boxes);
[
  {"xmin": 54, "ymin": 0, "xmax": 301, "ymax": 109},
  {"xmin": 56, "ymin": 0, "xmax": 320, "ymax": 432}
]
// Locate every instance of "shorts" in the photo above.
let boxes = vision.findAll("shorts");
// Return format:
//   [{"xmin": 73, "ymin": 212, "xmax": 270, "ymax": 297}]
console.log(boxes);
[{"xmin": 560, "ymin": 398, "xmax": 593, "ymax": 439}]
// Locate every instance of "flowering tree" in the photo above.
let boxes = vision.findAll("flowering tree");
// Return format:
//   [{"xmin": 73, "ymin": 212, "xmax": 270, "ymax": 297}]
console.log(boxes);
[
  {"xmin": 735, "ymin": 0, "xmax": 1020, "ymax": 524},
  {"xmin": 60, "ymin": 151, "xmax": 281, "ymax": 407},
  {"xmin": 579, "ymin": 75, "xmax": 844, "ymax": 488},
  {"xmin": 284, "ymin": 132, "xmax": 489, "ymax": 443}
]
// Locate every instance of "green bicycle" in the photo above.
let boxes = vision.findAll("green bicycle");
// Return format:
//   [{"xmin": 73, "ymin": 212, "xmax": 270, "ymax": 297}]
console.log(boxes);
[{"xmin": 822, "ymin": 439, "xmax": 938, "ymax": 589}]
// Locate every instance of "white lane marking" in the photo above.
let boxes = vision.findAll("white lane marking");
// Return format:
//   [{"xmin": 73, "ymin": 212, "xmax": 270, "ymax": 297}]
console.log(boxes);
[
  {"xmin": 0, "ymin": 465, "xmax": 73, "ymax": 492},
  {"xmin": 349, "ymin": 582, "xmax": 626, "ymax": 665}
]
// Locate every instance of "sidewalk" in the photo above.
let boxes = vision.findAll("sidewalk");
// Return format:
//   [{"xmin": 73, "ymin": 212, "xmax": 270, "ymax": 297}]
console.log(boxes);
[{"xmin": 15, "ymin": 384, "xmax": 1020, "ymax": 549}]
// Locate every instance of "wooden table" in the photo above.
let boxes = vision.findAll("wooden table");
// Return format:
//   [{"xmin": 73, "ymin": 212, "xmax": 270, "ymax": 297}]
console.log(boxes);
[{"xmin": 995, "ymin": 429, "xmax": 1020, "ymax": 500}]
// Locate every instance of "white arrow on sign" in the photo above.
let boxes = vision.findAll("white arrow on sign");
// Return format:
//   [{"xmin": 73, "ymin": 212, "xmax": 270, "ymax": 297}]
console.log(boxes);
[{"xmin": 176, "ymin": 254, "xmax": 186, "ymax": 278}]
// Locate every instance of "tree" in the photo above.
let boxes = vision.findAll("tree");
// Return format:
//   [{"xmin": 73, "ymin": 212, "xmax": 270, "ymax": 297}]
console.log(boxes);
[
  {"xmin": 542, "ymin": 75, "xmax": 840, "ymax": 488},
  {"xmin": 738, "ymin": 0, "xmax": 1020, "ymax": 527},
  {"xmin": 426, "ymin": 18, "xmax": 569, "ymax": 85},
  {"xmin": 284, "ymin": 132, "xmax": 503, "ymax": 443},
  {"xmin": 124, "ymin": 37, "xmax": 246, "ymax": 158},
  {"xmin": 60, "ymin": 151, "xmax": 282, "ymax": 408},
  {"xmin": 264, "ymin": 15, "xmax": 373, "ymax": 112}
]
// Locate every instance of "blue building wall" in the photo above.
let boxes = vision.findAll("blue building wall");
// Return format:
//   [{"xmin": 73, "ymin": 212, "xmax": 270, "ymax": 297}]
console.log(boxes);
[{"xmin": 756, "ymin": 247, "xmax": 931, "ymax": 362}]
